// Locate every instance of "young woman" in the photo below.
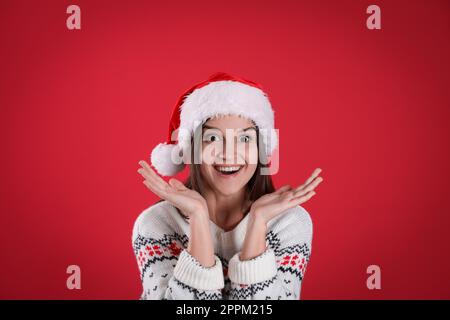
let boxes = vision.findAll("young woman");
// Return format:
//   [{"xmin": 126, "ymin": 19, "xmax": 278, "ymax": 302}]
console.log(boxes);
[{"xmin": 133, "ymin": 72, "xmax": 323, "ymax": 300}]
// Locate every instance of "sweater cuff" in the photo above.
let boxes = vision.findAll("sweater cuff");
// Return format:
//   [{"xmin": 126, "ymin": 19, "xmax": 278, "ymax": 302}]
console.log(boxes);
[
  {"xmin": 228, "ymin": 247, "xmax": 277, "ymax": 285},
  {"xmin": 173, "ymin": 249, "xmax": 224, "ymax": 291}
]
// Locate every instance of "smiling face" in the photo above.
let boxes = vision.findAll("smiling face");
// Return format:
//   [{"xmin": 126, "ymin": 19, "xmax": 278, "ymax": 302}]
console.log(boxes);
[{"xmin": 198, "ymin": 115, "xmax": 259, "ymax": 197}]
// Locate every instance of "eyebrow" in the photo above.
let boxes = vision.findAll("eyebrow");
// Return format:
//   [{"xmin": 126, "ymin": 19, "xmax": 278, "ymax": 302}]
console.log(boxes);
[{"xmin": 203, "ymin": 125, "xmax": 257, "ymax": 132}]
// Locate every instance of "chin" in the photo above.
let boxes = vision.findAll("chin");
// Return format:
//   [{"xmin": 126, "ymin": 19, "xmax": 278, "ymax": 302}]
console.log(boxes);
[{"xmin": 213, "ymin": 184, "xmax": 246, "ymax": 196}]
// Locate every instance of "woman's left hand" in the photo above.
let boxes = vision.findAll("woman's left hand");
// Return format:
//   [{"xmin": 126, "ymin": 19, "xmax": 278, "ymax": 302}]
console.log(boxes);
[{"xmin": 249, "ymin": 168, "xmax": 323, "ymax": 225}]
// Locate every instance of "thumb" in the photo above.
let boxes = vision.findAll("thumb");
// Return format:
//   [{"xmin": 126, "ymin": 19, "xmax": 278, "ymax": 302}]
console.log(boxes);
[{"xmin": 169, "ymin": 178, "xmax": 187, "ymax": 191}]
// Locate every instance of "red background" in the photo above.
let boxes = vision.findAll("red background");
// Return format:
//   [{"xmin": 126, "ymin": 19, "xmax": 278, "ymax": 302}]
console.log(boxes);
[{"xmin": 1, "ymin": 0, "xmax": 449, "ymax": 299}]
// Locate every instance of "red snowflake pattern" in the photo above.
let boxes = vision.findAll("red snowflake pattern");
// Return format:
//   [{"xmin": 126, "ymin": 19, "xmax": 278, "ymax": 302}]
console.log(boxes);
[{"xmin": 277, "ymin": 254, "xmax": 307, "ymax": 274}]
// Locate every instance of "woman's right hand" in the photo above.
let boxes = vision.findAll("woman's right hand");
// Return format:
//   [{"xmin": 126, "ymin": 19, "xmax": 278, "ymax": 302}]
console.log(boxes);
[{"xmin": 137, "ymin": 160, "xmax": 208, "ymax": 219}]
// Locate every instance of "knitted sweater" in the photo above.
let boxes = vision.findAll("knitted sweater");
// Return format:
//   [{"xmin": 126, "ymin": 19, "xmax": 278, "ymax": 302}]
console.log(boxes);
[{"xmin": 132, "ymin": 200, "xmax": 313, "ymax": 300}]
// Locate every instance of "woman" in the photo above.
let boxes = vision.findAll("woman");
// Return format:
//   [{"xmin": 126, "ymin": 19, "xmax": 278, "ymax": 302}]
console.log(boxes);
[{"xmin": 133, "ymin": 72, "xmax": 323, "ymax": 300}]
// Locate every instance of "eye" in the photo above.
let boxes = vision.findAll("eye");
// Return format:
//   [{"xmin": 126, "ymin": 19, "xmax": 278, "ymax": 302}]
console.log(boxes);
[
  {"xmin": 238, "ymin": 135, "xmax": 252, "ymax": 143},
  {"xmin": 204, "ymin": 133, "xmax": 222, "ymax": 142}
]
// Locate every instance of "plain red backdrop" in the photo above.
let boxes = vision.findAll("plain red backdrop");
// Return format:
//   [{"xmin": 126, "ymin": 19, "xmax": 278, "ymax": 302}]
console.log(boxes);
[{"xmin": 1, "ymin": 0, "xmax": 449, "ymax": 299}]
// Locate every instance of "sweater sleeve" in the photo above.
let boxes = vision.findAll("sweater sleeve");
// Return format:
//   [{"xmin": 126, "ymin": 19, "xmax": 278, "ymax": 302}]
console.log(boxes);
[
  {"xmin": 132, "ymin": 207, "xmax": 225, "ymax": 300},
  {"xmin": 227, "ymin": 206, "xmax": 313, "ymax": 300}
]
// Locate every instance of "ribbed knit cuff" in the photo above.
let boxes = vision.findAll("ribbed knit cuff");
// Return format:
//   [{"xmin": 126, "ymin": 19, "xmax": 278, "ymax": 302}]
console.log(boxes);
[
  {"xmin": 228, "ymin": 247, "xmax": 277, "ymax": 285},
  {"xmin": 173, "ymin": 249, "xmax": 224, "ymax": 291}
]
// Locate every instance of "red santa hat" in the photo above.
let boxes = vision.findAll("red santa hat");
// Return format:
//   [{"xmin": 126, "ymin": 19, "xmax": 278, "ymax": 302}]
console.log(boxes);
[{"xmin": 150, "ymin": 72, "xmax": 278, "ymax": 176}]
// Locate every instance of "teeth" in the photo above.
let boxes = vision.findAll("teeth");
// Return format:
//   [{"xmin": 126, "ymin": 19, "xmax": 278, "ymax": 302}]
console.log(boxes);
[{"xmin": 215, "ymin": 166, "xmax": 241, "ymax": 172}]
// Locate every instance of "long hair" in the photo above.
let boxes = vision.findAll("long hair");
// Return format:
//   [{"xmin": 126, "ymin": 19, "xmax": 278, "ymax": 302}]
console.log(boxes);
[{"xmin": 157, "ymin": 119, "xmax": 276, "ymax": 219}]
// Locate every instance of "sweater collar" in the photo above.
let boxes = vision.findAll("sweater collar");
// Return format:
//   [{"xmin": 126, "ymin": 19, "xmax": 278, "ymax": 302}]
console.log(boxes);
[
  {"xmin": 175, "ymin": 206, "xmax": 251, "ymax": 254},
  {"xmin": 209, "ymin": 213, "xmax": 251, "ymax": 254},
  {"xmin": 209, "ymin": 212, "xmax": 251, "ymax": 236}
]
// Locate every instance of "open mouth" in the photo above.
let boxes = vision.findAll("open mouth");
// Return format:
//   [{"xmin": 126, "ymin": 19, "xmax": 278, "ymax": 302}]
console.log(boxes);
[{"xmin": 213, "ymin": 165, "xmax": 244, "ymax": 176}]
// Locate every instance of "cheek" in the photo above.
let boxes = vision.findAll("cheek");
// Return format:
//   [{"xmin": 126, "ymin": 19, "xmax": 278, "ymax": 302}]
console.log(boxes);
[
  {"xmin": 244, "ymin": 142, "xmax": 259, "ymax": 165},
  {"xmin": 244, "ymin": 163, "xmax": 257, "ymax": 178},
  {"xmin": 200, "ymin": 164, "xmax": 213, "ymax": 180},
  {"xmin": 201, "ymin": 142, "xmax": 221, "ymax": 165}
]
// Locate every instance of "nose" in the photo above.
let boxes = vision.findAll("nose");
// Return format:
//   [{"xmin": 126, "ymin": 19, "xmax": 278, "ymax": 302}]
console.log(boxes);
[{"xmin": 216, "ymin": 138, "xmax": 245, "ymax": 164}]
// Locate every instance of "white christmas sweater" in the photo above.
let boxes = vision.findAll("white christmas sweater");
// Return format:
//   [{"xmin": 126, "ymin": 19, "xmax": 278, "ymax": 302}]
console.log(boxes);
[{"xmin": 132, "ymin": 200, "xmax": 313, "ymax": 300}]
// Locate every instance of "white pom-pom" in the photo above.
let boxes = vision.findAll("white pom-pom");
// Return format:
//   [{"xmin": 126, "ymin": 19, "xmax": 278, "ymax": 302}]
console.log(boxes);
[{"xmin": 150, "ymin": 143, "xmax": 186, "ymax": 176}]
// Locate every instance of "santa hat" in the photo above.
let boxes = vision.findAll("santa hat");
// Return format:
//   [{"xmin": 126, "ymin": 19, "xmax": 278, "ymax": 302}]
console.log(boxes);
[{"xmin": 150, "ymin": 72, "xmax": 278, "ymax": 176}]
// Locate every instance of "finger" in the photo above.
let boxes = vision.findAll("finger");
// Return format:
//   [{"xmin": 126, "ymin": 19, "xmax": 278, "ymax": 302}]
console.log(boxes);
[
  {"xmin": 280, "ymin": 189, "xmax": 295, "ymax": 201},
  {"xmin": 294, "ymin": 168, "xmax": 322, "ymax": 192},
  {"xmin": 293, "ymin": 176, "xmax": 323, "ymax": 198},
  {"xmin": 138, "ymin": 167, "xmax": 166, "ymax": 192},
  {"xmin": 138, "ymin": 160, "xmax": 161, "ymax": 180},
  {"xmin": 138, "ymin": 165, "xmax": 172, "ymax": 196},
  {"xmin": 293, "ymin": 168, "xmax": 323, "ymax": 195},
  {"xmin": 142, "ymin": 179, "xmax": 168, "ymax": 199},
  {"xmin": 290, "ymin": 190, "xmax": 316, "ymax": 205},
  {"xmin": 138, "ymin": 160, "xmax": 169, "ymax": 190},
  {"xmin": 169, "ymin": 178, "xmax": 188, "ymax": 191},
  {"xmin": 299, "ymin": 168, "xmax": 322, "ymax": 189},
  {"xmin": 274, "ymin": 185, "xmax": 291, "ymax": 195}
]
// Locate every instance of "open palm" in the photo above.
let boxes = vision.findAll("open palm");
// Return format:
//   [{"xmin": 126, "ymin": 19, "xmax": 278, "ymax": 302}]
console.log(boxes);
[
  {"xmin": 137, "ymin": 160, "xmax": 208, "ymax": 218},
  {"xmin": 250, "ymin": 168, "xmax": 323, "ymax": 224}
]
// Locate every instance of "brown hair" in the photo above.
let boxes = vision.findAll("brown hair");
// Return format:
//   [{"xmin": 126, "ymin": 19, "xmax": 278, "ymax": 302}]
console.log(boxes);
[{"xmin": 157, "ymin": 119, "xmax": 276, "ymax": 219}]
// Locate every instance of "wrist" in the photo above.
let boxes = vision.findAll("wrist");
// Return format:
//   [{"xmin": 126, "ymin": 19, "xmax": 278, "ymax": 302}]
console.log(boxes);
[
  {"xmin": 246, "ymin": 213, "xmax": 268, "ymax": 239},
  {"xmin": 188, "ymin": 204, "xmax": 209, "ymax": 219},
  {"xmin": 240, "ymin": 215, "xmax": 268, "ymax": 261},
  {"xmin": 248, "ymin": 209, "xmax": 268, "ymax": 228},
  {"xmin": 189, "ymin": 210, "xmax": 210, "ymax": 225}
]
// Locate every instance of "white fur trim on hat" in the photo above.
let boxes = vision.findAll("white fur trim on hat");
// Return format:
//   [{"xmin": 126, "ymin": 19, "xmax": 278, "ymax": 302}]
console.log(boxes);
[
  {"xmin": 150, "ymin": 143, "xmax": 185, "ymax": 176},
  {"xmin": 177, "ymin": 80, "xmax": 278, "ymax": 157}
]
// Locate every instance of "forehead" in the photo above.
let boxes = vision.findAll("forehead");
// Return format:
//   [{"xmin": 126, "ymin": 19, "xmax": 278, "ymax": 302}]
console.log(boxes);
[{"xmin": 203, "ymin": 114, "xmax": 255, "ymax": 131}]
